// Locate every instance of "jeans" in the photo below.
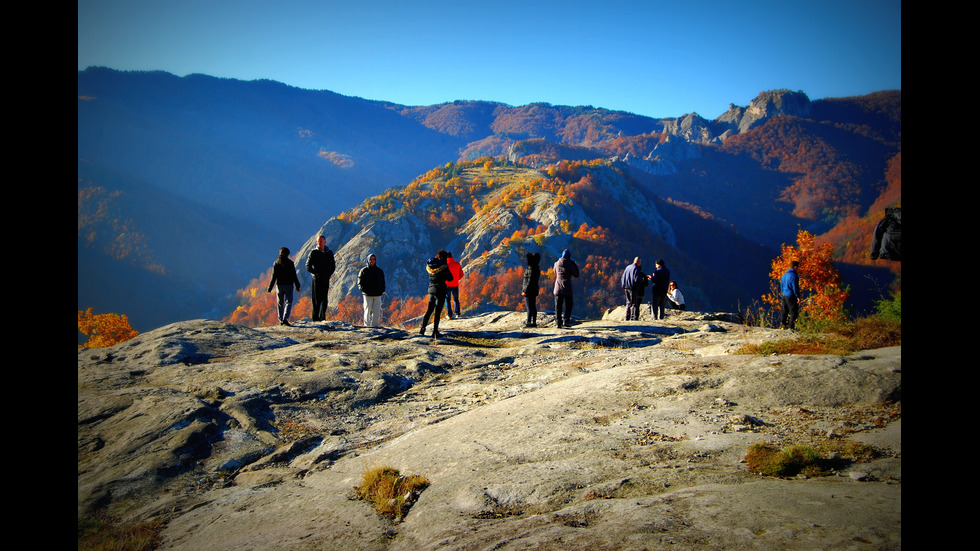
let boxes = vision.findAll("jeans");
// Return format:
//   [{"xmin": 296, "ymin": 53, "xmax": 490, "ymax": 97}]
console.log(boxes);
[
  {"xmin": 446, "ymin": 286, "xmax": 461, "ymax": 317},
  {"xmin": 275, "ymin": 286, "xmax": 294, "ymax": 323}
]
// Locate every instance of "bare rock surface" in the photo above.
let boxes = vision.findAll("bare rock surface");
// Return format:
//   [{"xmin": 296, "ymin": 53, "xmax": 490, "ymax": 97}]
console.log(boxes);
[{"xmin": 78, "ymin": 309, "xmax": 901, "ymax": 550}]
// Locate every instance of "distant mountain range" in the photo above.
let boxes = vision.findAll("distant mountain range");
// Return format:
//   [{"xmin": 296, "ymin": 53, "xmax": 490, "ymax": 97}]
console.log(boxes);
[{"xmin": 77, "ymin": 67, "xmax": 900, "ymax": 330}]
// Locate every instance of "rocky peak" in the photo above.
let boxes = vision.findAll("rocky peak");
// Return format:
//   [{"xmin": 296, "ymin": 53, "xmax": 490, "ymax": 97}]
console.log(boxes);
[{"xmin": 717, "ymin": 89, "xmax": 812, "ymax": 134}]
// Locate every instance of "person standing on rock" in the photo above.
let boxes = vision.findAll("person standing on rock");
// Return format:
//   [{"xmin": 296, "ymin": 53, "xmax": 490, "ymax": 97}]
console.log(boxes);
[
  {"xmin": 445, "ymin": 251, "xmax": 464, "ymax": 319},
  {"xmin": 553, "ymin": 249, "xmax": 579, "ymax": 328},
  {"xmin": 419, "ymin": 250, "xmax": 454, "ymax": 339},
  {"xmin": 521, "ymin": 252, "xmax": 541, "ymax": 327},
  {"xmin": 620, "ymin": 257, "xmax": 649, "ymax": 321},
  {"xmin": 267, "ymin": 247, "xmax": 302, "ymax": 326},
  {"xmin": 650, "ymin": 259, "xmax": 671, "ymax": 320},
  {"xmin": 306, "ymin": 235, "xmax": 336, "ymax": 322},
  {"xmin": 358, "ymin": 253, "xmax": 385, "ymax": 327},
  {"xmin": 780, "ymin": 261, "xmax": 800, "ymax": 330}
]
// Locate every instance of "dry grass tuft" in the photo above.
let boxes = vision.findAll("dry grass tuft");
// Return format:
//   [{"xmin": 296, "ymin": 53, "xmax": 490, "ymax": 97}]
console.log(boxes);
[
  {"xmin": 735, "ymin": 314, "xmax": 900, "ymax": 356},
  {"xmin": 78, "ymin": 511, "xmax": 163, "ymax": 551},
  {"xmin": 354, "ymin": 466, "xmax": 430, "ymax": 521}
]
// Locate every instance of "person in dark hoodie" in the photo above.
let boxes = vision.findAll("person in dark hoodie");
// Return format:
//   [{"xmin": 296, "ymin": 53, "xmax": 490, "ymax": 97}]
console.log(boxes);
[
  {"xmin": 419, "ymin": 250, "xmax": 454, "ymax": 338},
  {"xmin": 267, "ymin": 247, "xmax": 301, "ymax": 326},
  {"xmin": 357, "ymin": 253, "xmax": 385, "ymax": 327},
  {"xmin": 521, "ymin": 252, "xmax": 541, "ymax": 327},
  {"xmin": 553, "ymin": 249, "xmax": 579, "ymax": 328}
]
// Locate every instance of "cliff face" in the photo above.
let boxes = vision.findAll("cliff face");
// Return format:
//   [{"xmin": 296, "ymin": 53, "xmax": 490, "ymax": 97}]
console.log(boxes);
[{"xmin": 78, "ymin": 313, "xmax": 901, "ymax": 549}]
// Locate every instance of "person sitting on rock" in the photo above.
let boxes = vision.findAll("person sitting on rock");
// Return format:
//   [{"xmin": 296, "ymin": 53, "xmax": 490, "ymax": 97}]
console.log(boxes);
[{"xmin": 666, "ymin": 281, "xmax": 686, "ymax": 311}]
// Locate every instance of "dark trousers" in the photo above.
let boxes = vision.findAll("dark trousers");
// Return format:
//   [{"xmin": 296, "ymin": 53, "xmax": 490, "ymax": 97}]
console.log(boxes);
[
  {"xmin": 275, "ymin": 286, "xmax": 294, "ymax": 323},
  {"xmin": 311, "ymin": 278, "xmax": 329, "ymax": 321},
  {"xmin": 421, "ymin": 293, "xmax": 446, "ymax": 333},
  {"xmin": 624, "ymin": 289, "xmax": 642, "ymax": 320},
  {"xmin": 555, "ymin": 294, "xmax": 573, "ymax": 326},
  {"xmin": 525, "ymin": 295, "xmax": 538, "ymax": 325},
  {"xmin": 446, "ymin": 287, "xmax": 461, "ymax": 317},
  {"xmin": 781, "ymin": 295, "xmax": 799, "ymax": 329},
  {"xmin": 651, "ymin": 293, "xmax": 667, "ymax": 320}
]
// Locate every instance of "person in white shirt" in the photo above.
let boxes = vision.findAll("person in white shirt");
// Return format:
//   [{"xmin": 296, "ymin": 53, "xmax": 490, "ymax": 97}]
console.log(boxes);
[{"xmin": 667, "ymin": 281, "xmax": 686, "ymax": 311}]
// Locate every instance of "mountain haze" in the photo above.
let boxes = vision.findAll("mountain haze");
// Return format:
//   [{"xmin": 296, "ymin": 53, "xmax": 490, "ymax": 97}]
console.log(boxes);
[{"xmin": 77, "ymin": 68, "xmax": 900, "ymax": 330}]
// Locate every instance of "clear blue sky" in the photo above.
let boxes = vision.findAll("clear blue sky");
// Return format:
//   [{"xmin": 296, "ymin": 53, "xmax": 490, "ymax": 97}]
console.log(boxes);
[{"xmin": 78, "ymin": 0, "xmax": 901, "ymax": 119}]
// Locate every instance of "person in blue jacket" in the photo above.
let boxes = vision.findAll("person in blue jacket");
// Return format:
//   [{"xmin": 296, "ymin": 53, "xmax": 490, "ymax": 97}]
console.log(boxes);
[
  {"xmin": 780, "ymin": 261, "xmax": 800, "ymax": 330},
  {"xmin": 620, "ymin": 257, "xmax": 648, "ymax": 321}
]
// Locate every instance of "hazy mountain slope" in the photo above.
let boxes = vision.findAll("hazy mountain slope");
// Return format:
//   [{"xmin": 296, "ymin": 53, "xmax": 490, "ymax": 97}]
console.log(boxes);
[
  {"xmin": 78, "ymin": 68, "xmax": 899, "ymax": 331},
  {"xmin": 78, "ymin": 67, "xmax": 467, "ymax": 329}
]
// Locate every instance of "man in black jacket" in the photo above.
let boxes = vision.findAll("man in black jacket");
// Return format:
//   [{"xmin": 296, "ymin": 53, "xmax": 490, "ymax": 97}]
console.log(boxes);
[
  {"xmin": 358, "ymin": 253, "xmax": 385, "ymax": 327},
  {"xmin": 306, "ymin": 235, "xmax": 335, "ymax": 322}
]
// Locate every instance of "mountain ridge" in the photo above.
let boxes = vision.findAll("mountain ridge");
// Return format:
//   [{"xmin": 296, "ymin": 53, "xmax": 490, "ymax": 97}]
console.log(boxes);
[{"xmin": 77, "ymin": 67, "xmax": 900, "ymax": 331}]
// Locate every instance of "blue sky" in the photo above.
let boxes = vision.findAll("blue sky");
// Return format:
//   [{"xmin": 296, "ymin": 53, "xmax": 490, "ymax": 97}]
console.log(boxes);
[{"xmin": 78, "ymin": 0, "xmax": 901, "ymax": 119}]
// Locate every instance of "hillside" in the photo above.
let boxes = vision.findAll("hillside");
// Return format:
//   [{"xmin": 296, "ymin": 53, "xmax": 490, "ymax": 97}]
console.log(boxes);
[
  {"xmin": 224, "ymin": 157, "xmax": 777, "ymax": 328},
  {"xmin": 78, "ymin": 314, "xmax": 901, "ymax": 549},
  {"xmin": 78, "ymin": 68, "xmax": 900, "ymax": 330}
]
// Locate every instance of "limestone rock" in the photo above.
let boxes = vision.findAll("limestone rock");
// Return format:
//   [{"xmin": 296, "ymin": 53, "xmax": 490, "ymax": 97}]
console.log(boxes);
[{"xmin": 78, "ymin": 313, "xmax": 901, "ymax": 550}]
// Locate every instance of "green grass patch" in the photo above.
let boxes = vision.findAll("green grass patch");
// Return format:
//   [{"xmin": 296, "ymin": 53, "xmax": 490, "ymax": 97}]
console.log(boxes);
[{"xmin": 745, "ymin": 440, "xmax": 882, "ymax": 478}]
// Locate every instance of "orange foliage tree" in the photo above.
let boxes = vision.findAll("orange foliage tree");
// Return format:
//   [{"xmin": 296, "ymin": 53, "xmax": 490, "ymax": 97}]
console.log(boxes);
[
  {"xmin": 78, "ymin": 307, "xmax": 139, "ymax": 348},
  {"xmin": 763, "ymin": 229, "xmax": 850, "ymax": 328}
]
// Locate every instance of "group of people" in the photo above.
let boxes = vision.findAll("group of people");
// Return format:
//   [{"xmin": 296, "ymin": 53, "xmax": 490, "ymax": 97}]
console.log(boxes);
[
  {"xmin": 268, "ymin": 237, "xmax": 691, "ymax": 331},
  {"xmin": 517, "ymin": 248, "xmax": 580, "ymax": 329},
  {"xmin": 268, "ymin": 236, "xmax": 466, "ymax": 330},
  {"xmin": 269, "ymin": 236, "xmax": 806, "ymax": 333},
  {"xmin": 267, "ymin": 235, "xmax": 339, "ymax": 327},
  {"xmin": 619, "ymin": 257, "xmax": 685, "ymax": 322},
  {"xmin": 417, "ymin": 249, "xmax": 463, "ymax": 338}
]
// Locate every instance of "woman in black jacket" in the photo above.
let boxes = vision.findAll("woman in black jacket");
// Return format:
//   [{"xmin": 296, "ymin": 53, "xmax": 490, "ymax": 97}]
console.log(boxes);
[
  {"xmin": 521, "ymin": 252, "xmax": 541, "ymax": 327},
  {"xmin": 419, "ymin": 250, "xmax": 454, "ymax": 339},
  {"xmin": 267, "ymin": 247, "xmax": 301, "ymax": 326}
]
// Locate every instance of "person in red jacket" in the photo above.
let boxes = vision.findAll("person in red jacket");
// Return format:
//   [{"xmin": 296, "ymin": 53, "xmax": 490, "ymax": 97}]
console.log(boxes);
[{"xmin": 445, "ymin": 251, "xmax": 465, "ymax": 319}]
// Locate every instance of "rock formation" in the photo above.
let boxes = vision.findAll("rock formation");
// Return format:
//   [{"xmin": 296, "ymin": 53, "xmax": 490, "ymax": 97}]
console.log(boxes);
[{"xmin": 78, "ymin": 310, "xmax": 901, "ymax": 549}]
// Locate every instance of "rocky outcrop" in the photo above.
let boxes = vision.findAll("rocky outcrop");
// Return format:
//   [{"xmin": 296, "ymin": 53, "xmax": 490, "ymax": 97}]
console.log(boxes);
[
  {"xmin": 295, "ymin": 214, "xmax": 437, "ymax": 306},
  {"xmin": 716, "ymin": 89, "xmax": 813, "ymax": 134},
  {"xmin": 616, "ymin": 134, "xmax": 704, "ymax": 175},
  {"xmin": 78, "ymin": 313, "xmax": 901, "ymax": 550}
]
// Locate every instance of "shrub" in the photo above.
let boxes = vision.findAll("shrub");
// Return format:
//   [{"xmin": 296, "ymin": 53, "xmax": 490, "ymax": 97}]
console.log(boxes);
[
  {"xmin": 78, "ymin": 308, "xmax": 139, "ymax": 348},
  {"xmin": 353, "ymin": 466, "xmax": 430, "ymax": 521},
  {"xmin": 744, "ymin": 443, "xmax": 825, "ymax": 477},
  {"xmin": 875, "ymin": 291, "xmax": 901, "ymax": 323},
  {"xmin": 744, "ymin": 441, "xmax": 881, "ymax": 478},
  {"xmin": 763, "ymin": 229, "xmax": 850, "ymax": 328}
]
